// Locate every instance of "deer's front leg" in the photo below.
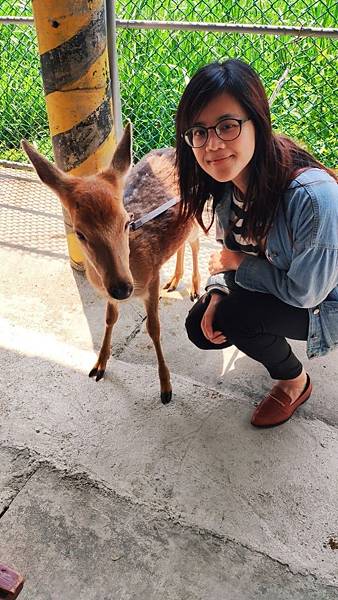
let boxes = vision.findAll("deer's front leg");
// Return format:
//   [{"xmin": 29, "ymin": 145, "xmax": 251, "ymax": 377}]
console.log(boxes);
[
  {"xmin": 89, "ymin": 300, "xmax": 119, "ymax": 382},
  {"xmin": 145, "ymin": 276, "xmax": 172, "ymax": 404}
]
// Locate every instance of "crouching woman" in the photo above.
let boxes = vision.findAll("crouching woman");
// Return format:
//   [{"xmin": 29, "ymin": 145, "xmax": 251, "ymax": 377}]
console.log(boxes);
[{"xmin": 175, "ymin": 59, "xmax": 338, "ymax": 427}]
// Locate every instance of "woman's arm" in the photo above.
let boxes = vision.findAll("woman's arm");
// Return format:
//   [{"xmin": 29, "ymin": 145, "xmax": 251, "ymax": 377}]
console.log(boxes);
[
  {"xmin": 208, "ymin": 247, "xmax": 246, "ymax": 274},
  {"xmin": 236, "ymin": 248, "xmax": 338, "ymax": 308},
  {"xmin": 235, "ymin": 180, "xmax": 338, "ymax": 308}
]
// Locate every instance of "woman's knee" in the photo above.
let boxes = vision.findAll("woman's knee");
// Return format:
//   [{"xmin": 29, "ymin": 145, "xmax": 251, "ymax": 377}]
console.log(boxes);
[
  {"xmin": 185, "ymin": 309, "xmax": 208, "ymax": 349},
  {"xmin": 185, "ymin": 296, "xmax": 214, "ymax": 349},
  {"xmin": 185, "ymin": 295, "xmax": 232, "ymax": 350}
]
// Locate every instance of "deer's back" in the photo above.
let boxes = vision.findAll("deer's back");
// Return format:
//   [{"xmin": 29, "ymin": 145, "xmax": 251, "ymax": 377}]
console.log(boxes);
[{"xmin": 125, "ymin": 148, "xmax": 194, "ymax": 293}]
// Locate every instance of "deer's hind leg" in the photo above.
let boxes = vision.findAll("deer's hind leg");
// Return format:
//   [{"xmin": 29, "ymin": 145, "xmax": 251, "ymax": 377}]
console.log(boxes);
[
  {"xmin": 144, "ymin": 274, "xmax": 172, "ymax": 404},
  {"xmin": 188, "ymin": 225, "xmax": 201, "ymax": 301},
  {"xmin": 162, "ymin": 223, "xmax": 201, "ymax": 300},
  {"xmin": 162, "ymin": 243, "xmax": 185, "ymax": 293},
  {"xmin": 89, "ymin": 300, "xmax": 119, "ymax": 382}
]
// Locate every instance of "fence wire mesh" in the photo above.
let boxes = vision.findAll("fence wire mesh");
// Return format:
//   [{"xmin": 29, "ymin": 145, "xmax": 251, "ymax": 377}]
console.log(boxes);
[{"xmin": 0, "ymin": 1, "xmax": 337, "ymax": 166}]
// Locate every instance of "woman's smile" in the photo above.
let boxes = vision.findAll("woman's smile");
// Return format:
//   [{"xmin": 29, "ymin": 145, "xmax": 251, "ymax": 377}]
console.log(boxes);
[{"xmin": 207, "ymin": 154, "xmax": 234, "ymax": 165}]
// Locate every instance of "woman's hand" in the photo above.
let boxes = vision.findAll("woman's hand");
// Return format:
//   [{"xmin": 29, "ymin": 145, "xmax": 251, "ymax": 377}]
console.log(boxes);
[
  {"xmin": 208, "ymin": 248, "xmax": 246, "ymax": 275},
  {"xmin": 201, "ymin": 293, "xmax": 227, "ymax": 344}
]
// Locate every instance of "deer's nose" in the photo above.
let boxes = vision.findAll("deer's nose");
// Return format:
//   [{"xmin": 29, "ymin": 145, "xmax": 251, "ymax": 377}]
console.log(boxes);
[{"xmin": 108, "ymin": 282, "xmax": 134, "ymax": 300}]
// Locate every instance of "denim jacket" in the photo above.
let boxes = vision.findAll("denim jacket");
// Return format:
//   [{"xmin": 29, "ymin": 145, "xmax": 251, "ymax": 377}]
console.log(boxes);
[{"xmin": 206, "ymin": 168, "xmax": 338, "ymax": 359}]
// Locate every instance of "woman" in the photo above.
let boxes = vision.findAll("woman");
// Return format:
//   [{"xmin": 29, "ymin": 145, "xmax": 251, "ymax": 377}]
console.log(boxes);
[{"xmin": 175, "ymin": 58, "xmax": 338, "ymax": 427}]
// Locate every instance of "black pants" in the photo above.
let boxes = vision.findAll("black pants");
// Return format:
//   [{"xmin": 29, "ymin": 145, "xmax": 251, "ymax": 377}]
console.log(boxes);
[{"xmin": 185, "ymin": 272, "xmax": 309, "ymax": 380}]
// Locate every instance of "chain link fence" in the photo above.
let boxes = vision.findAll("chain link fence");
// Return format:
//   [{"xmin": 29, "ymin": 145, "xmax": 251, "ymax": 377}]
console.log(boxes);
[{"xmin": 0, "ymin": 1, "xmax": 337, "ymax": 166}]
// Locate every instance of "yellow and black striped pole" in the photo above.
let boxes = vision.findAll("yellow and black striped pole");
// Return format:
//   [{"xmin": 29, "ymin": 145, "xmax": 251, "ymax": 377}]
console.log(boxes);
[{"xmin": 31, "ymin": 0, "xmax": 116, "ymax": 270}]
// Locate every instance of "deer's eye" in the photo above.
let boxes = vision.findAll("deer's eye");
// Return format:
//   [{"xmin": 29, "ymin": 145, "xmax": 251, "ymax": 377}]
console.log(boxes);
[{"xmin": 75, "ymin": 230, "xmax": 86, "ymax": 241}]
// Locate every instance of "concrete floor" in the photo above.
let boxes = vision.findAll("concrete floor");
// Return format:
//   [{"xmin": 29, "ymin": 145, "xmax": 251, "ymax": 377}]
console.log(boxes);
[{"xmin": 0, "ymin": 166, "xmax": 338, "ymax": 599}]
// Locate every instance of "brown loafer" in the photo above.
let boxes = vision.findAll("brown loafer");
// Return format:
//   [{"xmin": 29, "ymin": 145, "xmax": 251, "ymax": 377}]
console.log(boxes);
[{"xmin": 251, "ymin": 374, "xmax": 312, "ymax": 428}]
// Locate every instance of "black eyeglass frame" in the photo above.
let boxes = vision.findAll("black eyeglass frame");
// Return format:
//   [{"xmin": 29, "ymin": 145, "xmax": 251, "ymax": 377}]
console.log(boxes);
[{"xmin": 183, "ymin": 117, "xmax": 251, "ymax": 148}]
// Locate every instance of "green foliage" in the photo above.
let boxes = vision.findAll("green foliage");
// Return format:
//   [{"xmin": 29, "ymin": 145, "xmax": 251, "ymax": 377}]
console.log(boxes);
[
  {"xmin": 0, "ymin": 23, "xmax": 51, "ymax": 161},
  {"xmin": 0, "ymin": 0, "xmax": 337, "ymax": 166},
  {"xmin": 0, "ymin": 1, "xmax": 32, "ymax": 17}
]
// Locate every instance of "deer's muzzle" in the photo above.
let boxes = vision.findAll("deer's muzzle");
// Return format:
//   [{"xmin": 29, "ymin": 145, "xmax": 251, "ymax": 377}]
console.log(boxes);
[{"xmin": 108, "ymin": 281, "xmax": 134, "ymax": 300}]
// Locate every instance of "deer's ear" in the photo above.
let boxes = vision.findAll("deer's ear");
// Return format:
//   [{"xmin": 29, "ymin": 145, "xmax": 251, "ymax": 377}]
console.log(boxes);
[
  {"xmin": 21, "ymin": 139, "xmax": 73, "ymax": 194},
  {"xmin": 110, "ymin": 121, "xmax": 132, "ymax": 177}
]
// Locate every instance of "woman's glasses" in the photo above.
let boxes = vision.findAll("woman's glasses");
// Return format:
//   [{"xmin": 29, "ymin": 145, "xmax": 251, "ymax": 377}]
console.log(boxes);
[{"xmin": 183, "ymin": 118, "xmax": 251, "ymax": 148}]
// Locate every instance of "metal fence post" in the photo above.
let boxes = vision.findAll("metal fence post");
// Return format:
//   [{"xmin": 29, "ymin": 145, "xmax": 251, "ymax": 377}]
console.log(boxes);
[
  {"xmin": 106, "ymin": 0, "xmax": 123, "ymax": 143},
  {"xmin": 30, "ymin": 0, "xmax": 117, "ymax": 270}
]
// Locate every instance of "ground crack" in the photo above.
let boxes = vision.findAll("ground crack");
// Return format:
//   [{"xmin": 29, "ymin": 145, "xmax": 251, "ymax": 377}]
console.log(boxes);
[
  {"xmin": 111, "ymin": 314, "xmax": 146, "ymax": 359},
  {"xmin": 1, "ymin": 447, "xmax": 329, "ymax": 587},
  {"xmin": 0, "ymin": 455, "xmax": 40, "ymax": 521}
]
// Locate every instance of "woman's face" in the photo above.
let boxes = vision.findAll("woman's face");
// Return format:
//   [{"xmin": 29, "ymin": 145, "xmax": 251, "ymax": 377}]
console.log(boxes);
[{"xmin": 190, "ymin": 92, "xmax": 256, "ymax": 193}]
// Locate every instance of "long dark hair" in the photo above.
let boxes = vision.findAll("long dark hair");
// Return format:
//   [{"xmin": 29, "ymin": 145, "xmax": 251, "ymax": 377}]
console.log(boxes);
[{"xmin": 175, "ymin": 59, "xmax": 337, "ymax": 239}]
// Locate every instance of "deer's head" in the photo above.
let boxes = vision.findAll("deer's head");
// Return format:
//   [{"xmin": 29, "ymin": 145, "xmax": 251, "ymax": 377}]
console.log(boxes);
[{"xmin": 22, "ymin": 124, "xmax": 135, "ymax": 301}]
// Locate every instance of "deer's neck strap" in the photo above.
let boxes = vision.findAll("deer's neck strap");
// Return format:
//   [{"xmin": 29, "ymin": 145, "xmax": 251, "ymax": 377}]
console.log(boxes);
[{"xmin": 129, "ymin": 196, "xmax": 180, "ymax": 231}]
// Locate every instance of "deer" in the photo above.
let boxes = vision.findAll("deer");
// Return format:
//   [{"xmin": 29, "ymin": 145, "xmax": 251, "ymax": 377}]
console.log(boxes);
[{"xmin": 22, "ymin": 123, "xmax": 200, "ymax": 404}]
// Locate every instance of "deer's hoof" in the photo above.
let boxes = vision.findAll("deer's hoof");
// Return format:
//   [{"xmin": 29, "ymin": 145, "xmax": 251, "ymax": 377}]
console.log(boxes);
[
  {"xmin": 89, "ymin": 367, "xmax": 105, "ymax": 382},
  {"xmin": 161, "ymin": 390, "xmax": 172, "ymax": 404},
  {"xmin": 162, "ymin": 278, "xmax": 179, "ymax": 292},
  {"xmin": 190, "ymin": 290, "xmax": 200, "ymax": 302}
]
